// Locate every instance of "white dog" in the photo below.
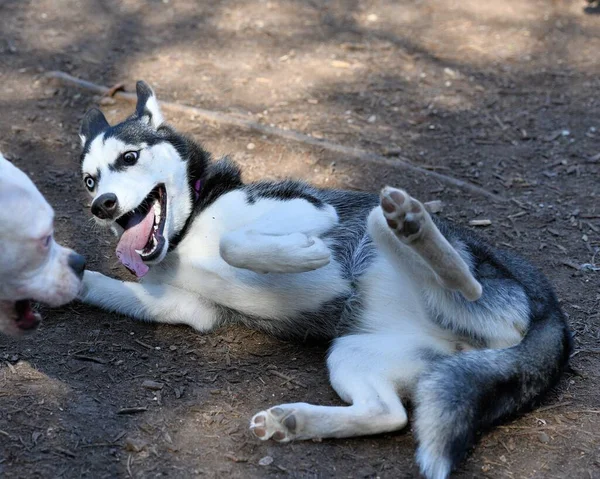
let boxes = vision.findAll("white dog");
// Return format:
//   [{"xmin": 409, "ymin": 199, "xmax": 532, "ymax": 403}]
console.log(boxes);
[{"xmin": 0, "ymin": 153, "xmax": 85, "ymax": 335}]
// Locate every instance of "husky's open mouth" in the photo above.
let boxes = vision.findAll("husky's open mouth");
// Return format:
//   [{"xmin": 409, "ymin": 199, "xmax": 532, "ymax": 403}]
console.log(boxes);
[{"xmin": 115, "ymin": 184, "xmax": 167, "ymax": 277}]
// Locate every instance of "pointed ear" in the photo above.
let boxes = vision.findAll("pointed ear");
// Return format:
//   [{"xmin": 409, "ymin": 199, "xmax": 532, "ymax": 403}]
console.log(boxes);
[
  {"xmin": 135, "ymin": 81, "xmax": 164, "ymax": 129},
  {"xmin": 80, "ymin": 108, "xmax": 109, "ymax": 146}
]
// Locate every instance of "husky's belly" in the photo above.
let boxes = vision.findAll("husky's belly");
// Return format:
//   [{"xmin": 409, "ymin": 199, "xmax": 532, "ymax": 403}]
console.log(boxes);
[{"xmin": 164, "ymin": 252, "xmax": 350, "ymax": 319}]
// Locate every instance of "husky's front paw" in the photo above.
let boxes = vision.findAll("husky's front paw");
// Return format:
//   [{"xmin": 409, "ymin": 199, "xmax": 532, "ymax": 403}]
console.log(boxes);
[
  {"xmin": 221, "ymin": 231, "xmax": 331, "ymax": 274},
  {"xmin": 78, "ymin": 270, "xmax": 108, "ymax": 302},
  {"xmin": 277, "ymin": 233, "xmax": 331, "ymax": 273},
  {"xmin": 250, "ymin": 406, "xmax": 298, "ymax": 442}
]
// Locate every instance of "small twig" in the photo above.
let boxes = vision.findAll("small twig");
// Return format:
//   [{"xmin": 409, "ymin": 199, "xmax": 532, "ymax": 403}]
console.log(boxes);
[
  {"xmin": 134, "ymin": 339, "xmax": 154, "ymax": 350},
  {"xmin": 72, "ymin": 355, "xmax": 107, "ymax": 365},
  {"xmin": 80, "ymin": 443, "xmax": 117, "ymax": 448},
  {"xmin": 572, "ymin": 348, "xmax": 600, "ymax": 356},
  {"xmin": 535, "ymin": 401, "xmax": 573, "ymax": 413},
  {"xmin": 117, "ymin": 407, "xmax": 148, "ymax": 415},
  {"xmin": 268, "ymin": 370, "xmax": 307, "ymax": 388},
  {"xmin": 44, "ymin": 71, "xmax": 508, "ymax": 203},
  {"xmin": 4, "ymin": 361, "xmax": 17, "ymax": 374},
  {"xmin": 127, "ymin": 454, "xmax": 134, "ymax": 478},
  {"xmin": 54, "ymin": 447, "xmax": 76, "ymax": 458}
]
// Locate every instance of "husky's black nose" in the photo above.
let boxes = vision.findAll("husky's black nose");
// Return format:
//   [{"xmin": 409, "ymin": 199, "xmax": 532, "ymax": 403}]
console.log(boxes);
[
  {"xmin": 68, "ymin": 253, "xmax": 86, "ymax": 279},
  {"xmin": 91, "ymin": 193, "xmax": 119, "ymax": 219}
]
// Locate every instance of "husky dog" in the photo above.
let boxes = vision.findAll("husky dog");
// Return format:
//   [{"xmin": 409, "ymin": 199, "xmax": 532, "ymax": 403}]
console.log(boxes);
[
  {"xmin": 0, "ymin": 153, "xmax": 86, "ymax": 335},
  {"xmin": 78, "ymin": 82, "xmax": 571, "ymax": 479}
]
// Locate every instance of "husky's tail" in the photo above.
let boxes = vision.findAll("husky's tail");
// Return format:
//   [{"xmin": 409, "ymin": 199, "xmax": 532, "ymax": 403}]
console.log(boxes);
[{"xmin": 414, "ymin": 304, "xmax": 571, "ymax": 479}]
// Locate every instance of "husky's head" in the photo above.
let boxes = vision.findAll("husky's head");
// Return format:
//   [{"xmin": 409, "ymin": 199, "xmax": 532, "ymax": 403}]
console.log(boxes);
[{"xmin": 80, "ymin": 81, "xmax": 201, "ymax": 278}]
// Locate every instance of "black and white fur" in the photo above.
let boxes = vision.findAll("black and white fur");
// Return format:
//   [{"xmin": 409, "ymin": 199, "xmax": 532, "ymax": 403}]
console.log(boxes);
[{"xmin": 78, "ymin": 82, "xmax": 571, "ymax": 479}]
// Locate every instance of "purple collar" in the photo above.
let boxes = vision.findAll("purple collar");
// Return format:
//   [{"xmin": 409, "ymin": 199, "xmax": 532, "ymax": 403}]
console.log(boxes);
[{"xmin": 193, "ymin": 179, "xmax": 202, "ymax": 201}]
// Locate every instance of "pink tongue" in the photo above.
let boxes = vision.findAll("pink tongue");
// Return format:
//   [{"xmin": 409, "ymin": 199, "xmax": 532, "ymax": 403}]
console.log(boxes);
[{"xmin": 115, "ymin": 207, "xmax": 155, "ymax": 278}]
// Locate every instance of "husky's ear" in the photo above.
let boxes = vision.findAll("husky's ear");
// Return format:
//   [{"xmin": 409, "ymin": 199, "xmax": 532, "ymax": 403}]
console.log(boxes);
[
  {"xmin": 80, "ymin": 108, "xmax": 109, "ymax": 147},
  {"xmin": 135, "ymin": 81, "xmax": 164, "ymax": 129}
]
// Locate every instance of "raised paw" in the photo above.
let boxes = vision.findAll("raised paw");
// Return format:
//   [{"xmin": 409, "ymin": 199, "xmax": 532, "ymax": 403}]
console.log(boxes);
[
  {"xmin": 280, "ymin": 233, "xmax": 331, "ymax": 272},
  {"xmin": 250, "ymin": 406, "xmax": 298, "ymax": 442},
  {"xmin": 380, "ymin": 187, "xmax": 429, "ymax": 243}
]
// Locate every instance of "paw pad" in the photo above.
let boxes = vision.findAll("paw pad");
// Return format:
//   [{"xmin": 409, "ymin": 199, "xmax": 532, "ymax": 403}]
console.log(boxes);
[
  {"xmin": 380, "ymin": 187, "xmax": 427, "ymax": 241},
  {"xmin": 250, "ymin": 407, "xmax": 298, "ymax": 442}
]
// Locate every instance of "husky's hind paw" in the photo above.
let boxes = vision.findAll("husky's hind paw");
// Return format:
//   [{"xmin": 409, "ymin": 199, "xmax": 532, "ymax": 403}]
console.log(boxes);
[
  {"xmin": 250, "ymin": 407, "xmax": 297, "ymax": 442},
  {"xmin": 380, "ymin": 187, "xmax": 428, "ymax": 243}
]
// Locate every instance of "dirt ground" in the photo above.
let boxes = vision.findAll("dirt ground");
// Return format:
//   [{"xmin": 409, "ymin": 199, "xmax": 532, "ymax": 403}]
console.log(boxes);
[{"xmin": 1, "ymin": 0, "xmax": 599, "ymax": 477}]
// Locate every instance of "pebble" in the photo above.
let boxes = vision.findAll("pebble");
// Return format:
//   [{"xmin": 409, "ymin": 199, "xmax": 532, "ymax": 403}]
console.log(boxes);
[
  {"xmin": 538, "ymin": 432, "xmax": 550, "ymax": 444},
  {"xmin": 142, "ymin": 380, "xmax": 164, "ymax": 391},
  {"xmin": 247, "ymin": 143, "xmax": 255, "ymax": 150},
  {"xmin": 259, "ymin": 455, "xmax": 274, "ymax": 466}
]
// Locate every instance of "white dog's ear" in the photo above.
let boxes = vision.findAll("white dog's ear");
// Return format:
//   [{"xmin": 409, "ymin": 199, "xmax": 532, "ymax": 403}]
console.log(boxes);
[
  {"xmin": 80, "ymin": 108, "xmax": 109, "ymax": 147},
  {"xmin": 135, "ymin": 81, "xmax": 164, "ymax": 129}
]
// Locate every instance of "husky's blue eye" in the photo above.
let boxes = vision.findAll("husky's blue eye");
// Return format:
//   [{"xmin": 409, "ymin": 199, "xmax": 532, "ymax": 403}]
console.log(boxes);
[
  {"xmin": 84, "ymin": 176, "xmax": 95, "ymax": 191},
  {"xmin": 122, "ymin": 150, "xmax": 139, "ymax": 165}
]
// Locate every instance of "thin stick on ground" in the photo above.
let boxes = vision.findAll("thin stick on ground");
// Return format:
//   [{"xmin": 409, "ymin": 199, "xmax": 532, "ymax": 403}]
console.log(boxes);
[{"xmin": 44, "ymin": 70, "xmax": 508, "ymax": 203}]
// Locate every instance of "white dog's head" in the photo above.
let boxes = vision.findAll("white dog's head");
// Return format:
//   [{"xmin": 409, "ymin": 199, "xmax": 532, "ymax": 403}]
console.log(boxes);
[{"xmin": 0, "ymin": 153, "xmax": 85, "ymax": 335}]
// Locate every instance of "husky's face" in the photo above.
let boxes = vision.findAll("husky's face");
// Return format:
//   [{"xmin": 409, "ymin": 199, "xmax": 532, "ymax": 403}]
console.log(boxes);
[{"xmin": 79, "ymin": 82, "xmax": 193, "ymax": 277}]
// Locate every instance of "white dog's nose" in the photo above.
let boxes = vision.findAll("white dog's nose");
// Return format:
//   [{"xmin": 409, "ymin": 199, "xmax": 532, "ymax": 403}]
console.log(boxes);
[{"xmin": 68, "ymin": 253, "xmax": 86, "ymax": 279}]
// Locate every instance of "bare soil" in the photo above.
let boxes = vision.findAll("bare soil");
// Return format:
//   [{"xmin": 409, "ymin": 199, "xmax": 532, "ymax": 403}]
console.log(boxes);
[{"xmin": 1, "ymin": 0, "xmax": 599, "ymax": 478}]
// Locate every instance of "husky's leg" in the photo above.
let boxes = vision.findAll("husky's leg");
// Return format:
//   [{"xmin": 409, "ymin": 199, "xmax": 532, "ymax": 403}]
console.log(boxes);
[
  {"xmin": 79, "ymin": 271, "xmax": 219, "ymax": 331},
  {"xmin": 220, "ymin": 200, "xmax": 338, "ymax": 274},
  {"xmin": 250, "ymin": 333, "xmax": 427, "ymax": 441},
  {"xmin": 368, "ymin": 187, "xmax": 482, "ymax": 301},
  {"xmin": 221, "ymin": 231, "xmax": 331, "ymax": 273}
]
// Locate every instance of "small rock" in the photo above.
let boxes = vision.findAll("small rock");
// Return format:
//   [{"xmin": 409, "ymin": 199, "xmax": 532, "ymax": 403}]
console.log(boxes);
[
  {"xmin": 443, "ymin": 67, "xmax": 458, "ymax": 78},
  {"xmin": 99, "ymin": 97, "xmax": 116, "ymax": 106},
  {"xmin": 124, "ymin": 437, "xmax": 148, "ymax": 452},
  {"xmin": 366, "ymin": 13, "xmax": 378, "ymax": 22},
  {"xmin": 331, "ymin": 60, "xmax": 351, "ymax": 69},
  {"xmin": 141, "ymin": 380, "xmax": 164, "ymax": 391},
  {"xmin": 424, "ymin": 200, "xmax": 444, "ymax": 214},
  {"xmin": 469, "ymin": 219, "xmax": 492, "ymax": 227},
  {"xmin": 367, "ymin": 115, "xmax": 376, "ymax": 123},
  {"xmin": 258, "ymin": 455, "xmax": 274, "ymax": 466},
  {"xmin": 538, "ymin": 432, "xmax": 550, "ymax": 444},
  {"xmin": 543, "ymin": 130, "xmax": 562, "ymax": 142},
  {"xmin": 246, "ymin": 143, "xmax": 255, "ymax": 150}
]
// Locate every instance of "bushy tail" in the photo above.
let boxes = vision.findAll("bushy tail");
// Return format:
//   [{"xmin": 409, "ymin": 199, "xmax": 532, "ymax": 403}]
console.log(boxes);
[{"xmin": 414, "ymin": 308, "xmax": 571, "ymax": 479}]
